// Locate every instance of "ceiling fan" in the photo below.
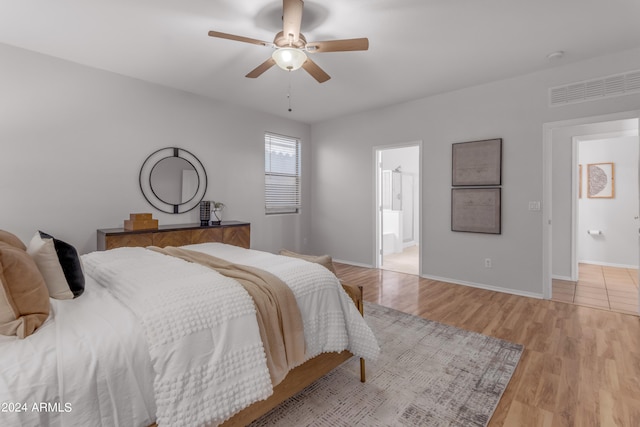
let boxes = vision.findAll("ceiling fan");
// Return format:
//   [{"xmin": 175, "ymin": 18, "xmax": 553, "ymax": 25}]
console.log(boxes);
[{"xmin": 208, "ymin": 0, "xmax": 369, "ymax": 83}]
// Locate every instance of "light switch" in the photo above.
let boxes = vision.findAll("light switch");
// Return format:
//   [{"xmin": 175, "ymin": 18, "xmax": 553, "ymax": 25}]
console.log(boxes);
[{"xmin": 528, "ymin": 201, "xmax": 541, "ymax": 211}]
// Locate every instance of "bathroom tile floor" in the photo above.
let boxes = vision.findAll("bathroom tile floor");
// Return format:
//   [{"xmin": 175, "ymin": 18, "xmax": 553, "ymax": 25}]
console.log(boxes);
[
  {"xmin": 381, "ymin": 245, "xmax": 419, "ymax": 275},
  {"xmin": 552, "ymin": 263, "xmax": 639, "ymax": 315}
]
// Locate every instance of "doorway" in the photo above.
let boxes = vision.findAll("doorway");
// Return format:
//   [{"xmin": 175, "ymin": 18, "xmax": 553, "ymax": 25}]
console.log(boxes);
[
  {"xmin": 375, "ymin": 143, "xmax": 421, "ymax": 275},
  {"xmin": 543, "ymin": 112, "xmax": 640, "ymax": 315}
]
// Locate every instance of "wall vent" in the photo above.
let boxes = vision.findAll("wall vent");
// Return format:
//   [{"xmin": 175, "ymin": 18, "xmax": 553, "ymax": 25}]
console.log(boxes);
[{"xmin": 549, "ymin": 69, "xmax": 640, "ymax": 107}]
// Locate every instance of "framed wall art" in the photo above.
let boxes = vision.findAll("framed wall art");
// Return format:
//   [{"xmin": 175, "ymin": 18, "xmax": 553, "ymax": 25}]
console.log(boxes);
[
  {"xmin": 451, "ymin": 188, "xmax": 501, "ymax": 234},
  {"xmin": 587, "ymin": 162, "xmax": 615, "ymax": 198},
  {"xmin": 452, "ymin": 138, "xmax": 502, "ymax": 186}
]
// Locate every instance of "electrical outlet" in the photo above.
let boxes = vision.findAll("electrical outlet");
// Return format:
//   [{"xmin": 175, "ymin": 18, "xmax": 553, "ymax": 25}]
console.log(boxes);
[{"xmin": 484, "ymin": 258, "xmax": 492, "ymax": 268}]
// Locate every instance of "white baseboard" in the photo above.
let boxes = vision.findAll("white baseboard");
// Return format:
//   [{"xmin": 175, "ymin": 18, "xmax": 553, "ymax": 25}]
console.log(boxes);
[
  {"xmin": 552, "ymin": 275, "xmax": 574, "ymax": 282},
  {"xmin": 335, "ymin": 261, "xmax": 545, "ymax": 299},
  {"xmin": 333, "ymin": 259, "xmax": 374, "ymax": 269},
  {"xmin": 420, "ymin": 274, "xmax": 544, "ymax": 300},
  {"xmin": 579, "ymin": 260, "xmax": 639, "ymax": 270}
]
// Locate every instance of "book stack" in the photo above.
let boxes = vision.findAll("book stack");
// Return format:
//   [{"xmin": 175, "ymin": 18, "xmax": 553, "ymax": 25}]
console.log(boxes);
[{"xmin": 124, "ymin": 213, "xmax": 159, "ymax": 231}]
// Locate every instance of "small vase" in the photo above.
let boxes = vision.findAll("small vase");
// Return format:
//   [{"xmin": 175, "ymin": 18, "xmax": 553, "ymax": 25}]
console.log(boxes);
[{"xmin": 212, "ymin": 209, "xmax": 222, "ymax": 225}]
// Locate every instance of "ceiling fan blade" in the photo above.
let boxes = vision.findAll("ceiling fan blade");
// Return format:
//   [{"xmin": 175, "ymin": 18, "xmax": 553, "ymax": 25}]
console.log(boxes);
[
  {"xmin": 282, "ymin": 0, "xmax": 303, "ymax": 43},
  {"xmin": 306, "ymin": 38, "xmax": 369, "ymax": 53},
  {"xmin": 301, "ymin": 58, "xmax": 331, "ymax": 83},
  {"xmin": 246, "ymin": 58, "xmax": 276, "ymax": 78},
  {"xmin": 208, "ymin": 30, "xmax": 270, "ymax": 47}
]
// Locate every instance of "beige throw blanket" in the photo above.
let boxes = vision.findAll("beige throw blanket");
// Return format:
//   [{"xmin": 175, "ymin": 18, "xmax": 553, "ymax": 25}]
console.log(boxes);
[{"xmin": 149, "ymin": 246, "xmax": 306, "ymax": 386}]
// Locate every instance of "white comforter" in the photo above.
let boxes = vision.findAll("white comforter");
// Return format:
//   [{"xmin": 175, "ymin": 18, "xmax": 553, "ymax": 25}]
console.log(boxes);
[
  {"xmin": 0, "ymin": 275, "xmax": 156, "ymax": 427},
  {"xmin": 0, "ymin": 243, "xmax": 379, "ymax": 427},
  {"xmin": 82, "ymin": 247, "xmax": 274, "ymax": 427},
  {"xmin": 184, "ymin": 243, "xmax": 380, "ymax": 362}
]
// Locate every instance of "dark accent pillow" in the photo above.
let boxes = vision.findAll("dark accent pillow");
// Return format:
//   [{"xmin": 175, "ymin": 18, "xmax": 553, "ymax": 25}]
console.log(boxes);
[{"xmin": 38, "ymin": 231, "xmax": 85, "ymax": 298}]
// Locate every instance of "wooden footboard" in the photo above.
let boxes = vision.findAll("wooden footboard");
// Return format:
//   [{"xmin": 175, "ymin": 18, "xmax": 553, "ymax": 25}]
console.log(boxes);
[
  {"xmin": 149, "ymin": 283, "xmax": 364, "ymax": 427},
  {"xmin": 220, "ymin": 350, "xmax": 354, "ymax": 426}
]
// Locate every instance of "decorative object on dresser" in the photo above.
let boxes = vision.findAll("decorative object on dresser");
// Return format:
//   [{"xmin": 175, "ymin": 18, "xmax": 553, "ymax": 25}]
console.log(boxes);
[
  {"xmin": 124, "ymin": 213, "xmax": 159, "ymax": 231},
  {"xmin": 139, "ymin": 147, "xmax": 208, "ymax": 214},
  {"xmin": 211, "ymin": 201, "xmax": 225, "ymax": 225},
  {"xmin": 97, "ymin": 221, "xmax": 251, "ymax": 251},
  {"xmin": 199, "ymin": 201, "xmax": 211, "ymax": 226}
]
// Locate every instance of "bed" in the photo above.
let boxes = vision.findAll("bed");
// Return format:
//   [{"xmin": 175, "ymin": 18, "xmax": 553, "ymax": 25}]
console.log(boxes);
[{"xmin": 0, "ymin": 231, "xmax": 379, "ymax": 427}]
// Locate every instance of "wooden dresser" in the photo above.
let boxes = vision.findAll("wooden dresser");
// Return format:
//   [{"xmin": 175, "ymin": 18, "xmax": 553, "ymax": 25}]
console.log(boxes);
[{"xmin": 97, "ymin": 221, "xmax": 250, "ymax": 251}]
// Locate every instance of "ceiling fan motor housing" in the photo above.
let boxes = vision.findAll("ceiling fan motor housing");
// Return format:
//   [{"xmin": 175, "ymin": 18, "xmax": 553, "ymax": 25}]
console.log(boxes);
[{"xmin": 274, "ymin": 31, "xmax": 307, "ymax": 49}]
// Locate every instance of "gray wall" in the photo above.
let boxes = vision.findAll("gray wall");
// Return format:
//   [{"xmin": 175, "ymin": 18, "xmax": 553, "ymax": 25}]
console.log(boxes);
[
  {"xmin": 0, "ymin": 43, "xmax": 311, "ymax": 255},
  {"xmin": 309, "ymin": 47, "xmax": 640, "ymax": 298}
]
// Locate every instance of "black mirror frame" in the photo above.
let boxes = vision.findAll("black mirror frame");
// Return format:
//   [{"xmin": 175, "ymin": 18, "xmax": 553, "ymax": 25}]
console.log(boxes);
[{"xmin": 139, "ymin": 147, "xmax": 208, "ymax": 214}]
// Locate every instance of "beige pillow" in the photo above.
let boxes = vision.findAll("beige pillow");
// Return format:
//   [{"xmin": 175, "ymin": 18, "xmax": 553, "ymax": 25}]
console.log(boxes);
[
  {"xmin": 0, "ymin": 229, "xmax": 26, "ymax": 251},
  {"xmin": 0, "ymin": 242, "xmax": 50, "ymax": 338},
  {"xmin": 27, "ymin": 233, "xmax": 74, "ymax": 300},
  {"xmin": 279, "ymin": 249, "xmax": 337, "ymax": 275}
]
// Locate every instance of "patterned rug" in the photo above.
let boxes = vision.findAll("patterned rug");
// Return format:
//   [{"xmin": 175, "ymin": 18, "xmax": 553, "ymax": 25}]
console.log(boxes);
[{"xmin": 251, "ymin": 303, "xmax": 523, "ymax": 427}]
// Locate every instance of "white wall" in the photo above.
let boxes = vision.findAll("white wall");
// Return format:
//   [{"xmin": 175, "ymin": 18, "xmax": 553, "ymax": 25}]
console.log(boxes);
[
  {"xmin": 310, "ymin": 47, "xmax": 640, "ymax": 298},
  {"xmin": 578, "ymin": 136, "xmax": 639, "ymax": 268},
  {"xmin": 0, "ymin": 43, "xmax": 311, "ymax": 255}
]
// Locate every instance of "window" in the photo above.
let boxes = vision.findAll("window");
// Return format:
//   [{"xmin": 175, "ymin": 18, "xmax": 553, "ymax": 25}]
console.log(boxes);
[{"xmin": 265, "ymin": 132, "xmax": 301, "ymax": 214}]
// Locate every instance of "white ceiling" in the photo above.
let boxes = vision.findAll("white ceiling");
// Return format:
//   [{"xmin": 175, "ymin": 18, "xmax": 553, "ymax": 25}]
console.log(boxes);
[{"xmin": 1, "ymin": 0, "xmax": 640, "ymax": 124}]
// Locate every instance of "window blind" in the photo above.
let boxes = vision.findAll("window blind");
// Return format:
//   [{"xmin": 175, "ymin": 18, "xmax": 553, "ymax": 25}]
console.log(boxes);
[{"xmin": 265, "ymin": 132, "xmax": 301, "ymax": 214}]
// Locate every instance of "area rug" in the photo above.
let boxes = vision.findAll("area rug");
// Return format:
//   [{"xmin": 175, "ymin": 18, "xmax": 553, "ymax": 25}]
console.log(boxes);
[{"xmin": 250, "ymin": 303, "xmax": 523, "ymax": 427}]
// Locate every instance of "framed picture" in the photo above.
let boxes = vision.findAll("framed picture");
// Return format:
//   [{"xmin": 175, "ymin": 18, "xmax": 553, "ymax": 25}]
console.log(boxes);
[
  {"xmin": 587, "ymin": 162, "xmax": 615, "ymax": 198},
  {"xmin": 451, "ymin": 188, "xmax": 501, "ymax": 234},
  {"xmin": 452, "ymin": 138, "xmax": 502, "ymax": 186}
]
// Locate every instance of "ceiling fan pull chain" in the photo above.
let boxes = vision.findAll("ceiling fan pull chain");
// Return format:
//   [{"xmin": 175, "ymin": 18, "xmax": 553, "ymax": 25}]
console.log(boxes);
[{"xmin": 287, "ymin": 71, "xmax": 293, "ymax": 112}]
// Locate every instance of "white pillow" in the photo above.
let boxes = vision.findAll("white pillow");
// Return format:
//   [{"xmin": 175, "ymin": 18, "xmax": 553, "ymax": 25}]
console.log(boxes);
[{"xmin": 27, "ymin": 233, "xmax": 74, "ymax": 300}]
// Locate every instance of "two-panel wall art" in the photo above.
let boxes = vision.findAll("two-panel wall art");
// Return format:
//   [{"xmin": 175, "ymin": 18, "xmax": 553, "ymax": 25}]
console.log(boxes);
[{"xmin": 451, "ymin": 138, "xmax": 502, "ymax": 234}]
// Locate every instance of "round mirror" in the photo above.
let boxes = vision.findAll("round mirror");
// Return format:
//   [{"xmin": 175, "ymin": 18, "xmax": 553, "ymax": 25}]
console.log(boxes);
[
  {"xmin": 150, "ymin": 157, "xmax": 197, "ymax": 205},
  {"xmin": 139, "ymin": 147, "xmax": 207, "ymax": 214}
]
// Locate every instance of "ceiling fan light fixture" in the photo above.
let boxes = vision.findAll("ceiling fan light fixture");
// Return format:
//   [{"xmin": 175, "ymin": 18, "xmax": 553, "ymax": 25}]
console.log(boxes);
[{"xmin": 272, "ymin": 47, "xmax": 307, "ymax": 71}]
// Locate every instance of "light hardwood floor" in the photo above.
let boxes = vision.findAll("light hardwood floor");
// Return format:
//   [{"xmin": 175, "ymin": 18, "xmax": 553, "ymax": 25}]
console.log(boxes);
[{"xmin": 335, "ymin": 262, "xmax": 640, "ymax": 426}]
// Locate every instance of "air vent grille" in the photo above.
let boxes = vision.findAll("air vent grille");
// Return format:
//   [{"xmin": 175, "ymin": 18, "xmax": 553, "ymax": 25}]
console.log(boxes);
[{"xmin": 549, "ymin": 69, "xmax": 640, "ymax": 107}]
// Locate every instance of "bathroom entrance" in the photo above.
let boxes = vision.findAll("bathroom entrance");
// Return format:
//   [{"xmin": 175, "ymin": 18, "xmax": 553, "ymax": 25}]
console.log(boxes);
[{"xmin": 375, "ymin": 143, "xmax": 421, "ymax": 275}]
